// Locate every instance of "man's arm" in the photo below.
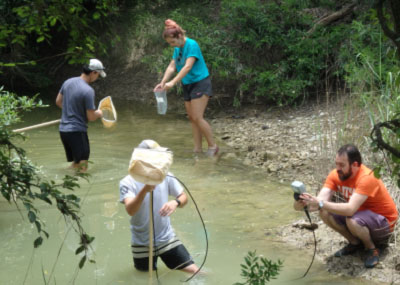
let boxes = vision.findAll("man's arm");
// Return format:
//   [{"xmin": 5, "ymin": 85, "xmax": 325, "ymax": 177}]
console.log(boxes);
[
  {"xmin": 159, "ymin": 192, "xmax": 188, "ymax": 217},
  {"xmin": 316, "ymin": 192, "xmax": 367, "ymax": 216},
  {"xmin": 123, "ymin": 185, "xmax": 155, "ymax": 216},
  {"xmin": 86, "ymin": 109, "xmax": 103, "ymax": 121},
  {"xmin": 56, "ymin": 93, "xmax": 63, "ymax": 108},
  {"xmin": 294, "ymin": 187, "xmax": 333, "ymax": 212},
  {"xmin": 301, "ymin": 189, "xmax": 368, "ymax": 216}
]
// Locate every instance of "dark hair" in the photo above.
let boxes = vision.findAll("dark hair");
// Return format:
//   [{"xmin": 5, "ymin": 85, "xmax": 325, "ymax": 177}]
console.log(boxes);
[
  {"xmin": 82, "ymin": 64, "xmax": 92, "ymax": 75},
  {"xmin": 162, "ymin": 19, "xmax": 185, "ymax": 39},
  {"xmin": 337, "ymin": 144, "xmax": 362, "ymax": 166}
]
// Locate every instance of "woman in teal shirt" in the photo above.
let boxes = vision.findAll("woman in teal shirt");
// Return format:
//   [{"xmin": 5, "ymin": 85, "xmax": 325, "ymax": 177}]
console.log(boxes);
[{"xmin": 154, "ymin": 19, "xmax": 218, "ymax": 156}]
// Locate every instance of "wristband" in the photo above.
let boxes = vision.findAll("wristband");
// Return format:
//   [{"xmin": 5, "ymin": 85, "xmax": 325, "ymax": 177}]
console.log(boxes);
[{"xmin": 175, "ymin": 198, "xmax": 181, "ymax": 207}]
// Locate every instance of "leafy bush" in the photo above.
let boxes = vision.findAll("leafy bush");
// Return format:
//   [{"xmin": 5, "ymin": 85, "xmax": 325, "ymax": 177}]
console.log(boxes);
[
  {"xmin": 0, "ymin": 87, "xmax": 95, "ymax": 269},
  {"xmin": 0, "ymin": 0, "xmax": 121, "ymax": 88},
  {"xmin": 136, "ymin": 0, "xmax": 355, "ymax": 106},
  {"xmin": 234, "ymin": 250, "xmax": 283, "ymax": 285}
]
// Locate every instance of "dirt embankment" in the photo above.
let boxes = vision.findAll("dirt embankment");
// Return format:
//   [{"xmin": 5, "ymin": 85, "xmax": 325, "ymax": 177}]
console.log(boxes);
[{"xmin": 208, "ymin": 103, "xmax": 400, "ymax": 285}]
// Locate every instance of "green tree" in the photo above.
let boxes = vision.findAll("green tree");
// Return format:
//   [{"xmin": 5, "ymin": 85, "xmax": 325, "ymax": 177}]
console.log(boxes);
[
  {"xmin": 0, "ymin": 87, "xmax": 95, "ymax": 271},
  {"xmin": 0, "ymin": 0, "xmax": 121, "ymax": 88}
]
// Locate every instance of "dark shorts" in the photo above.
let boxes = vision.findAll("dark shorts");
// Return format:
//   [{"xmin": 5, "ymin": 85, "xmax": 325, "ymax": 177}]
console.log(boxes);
[
  {"xmin": 133, "ymin": 244, "xmax": 194, "ymax": 271},
  {"xmin": 182, "ymin": 76, "xmax": 212, "ymax": 102},
  {"xmin": 59, "ymin": 131, "xmax": 90, "ymax": 163},
  {"xmin": 332, "ymin": 210, "xmax": 392, "ymax": 244}
]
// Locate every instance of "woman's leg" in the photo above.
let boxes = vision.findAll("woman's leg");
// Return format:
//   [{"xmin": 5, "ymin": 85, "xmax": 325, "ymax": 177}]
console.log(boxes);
[
  {"xmin": 185, "ymin": 101, "xmax": 203, "ymax": 152},
  {"xmin": 185, "ymin": 95, "xmax": 216, "ymax": 151}
]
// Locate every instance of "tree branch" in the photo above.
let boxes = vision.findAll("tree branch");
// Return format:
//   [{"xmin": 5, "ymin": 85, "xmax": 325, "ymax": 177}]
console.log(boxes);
[
  {"xmin": 375, "ymin": 0, "xmax": 400, "ymax": 55},
  {"xmin": 376, "ymin": 0, "xmax": 397, "ymax": 40},
  {"xmin": 307, "ymin": 1, "xmax": 358, "ymax": 34},
  {"xmin": 370, "ymin": 119, "xmax": 400, "ymax": 158}
]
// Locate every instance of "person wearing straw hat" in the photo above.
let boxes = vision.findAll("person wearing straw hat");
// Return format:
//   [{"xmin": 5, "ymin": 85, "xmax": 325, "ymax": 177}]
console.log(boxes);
[
  {"xmin": 153, "ymin": 19, "xmax": 218, "ymax": 157},
  {"xmin": 55, "ymin": 58, "xmax": 106, "ymax": 172},
  {"xmin": 119, "ymin": 140, "xmax": 199, "ymax": 273}
]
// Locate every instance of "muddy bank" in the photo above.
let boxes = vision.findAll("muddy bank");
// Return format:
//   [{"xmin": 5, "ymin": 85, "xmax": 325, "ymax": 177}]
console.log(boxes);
[{"xmin": 209, "ymin": 103, "xmax": 400, "ymax": 284}]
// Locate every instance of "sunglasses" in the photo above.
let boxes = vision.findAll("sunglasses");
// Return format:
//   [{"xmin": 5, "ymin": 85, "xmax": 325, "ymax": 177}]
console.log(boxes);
[{"xmin": 177, "ymin": 49, "xmax": 183, "ymax": 63}]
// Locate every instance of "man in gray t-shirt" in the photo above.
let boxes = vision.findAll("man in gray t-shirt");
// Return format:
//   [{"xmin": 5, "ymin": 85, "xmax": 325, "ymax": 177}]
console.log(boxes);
[
  {"xmin": 119, "ymin": 140, "xmax": 199, "ymax": 274},
  {"xmin": 56, "ymin": 58, "xmax": 105, "ymax": 172}
]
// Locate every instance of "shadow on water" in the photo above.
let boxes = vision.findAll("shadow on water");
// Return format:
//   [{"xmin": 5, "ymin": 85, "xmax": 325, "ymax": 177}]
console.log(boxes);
[{"xmin": 0, "ymin": 98, "xmax": 379, "ymax": 284}]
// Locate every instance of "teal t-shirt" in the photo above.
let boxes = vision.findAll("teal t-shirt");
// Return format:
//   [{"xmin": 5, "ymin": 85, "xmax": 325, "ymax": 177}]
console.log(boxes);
[{"xmin": 173, "ymin": 37, "xmax": 209, "ymax": 85}]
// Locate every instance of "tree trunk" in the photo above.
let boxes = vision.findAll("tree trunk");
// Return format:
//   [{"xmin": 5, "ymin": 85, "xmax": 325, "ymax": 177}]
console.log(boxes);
[{"xmin": 376, "ymin": 0, "xmax": 400, "ymax": 56}]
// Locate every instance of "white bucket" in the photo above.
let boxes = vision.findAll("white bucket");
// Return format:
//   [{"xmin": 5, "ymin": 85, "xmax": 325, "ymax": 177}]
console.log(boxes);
[{"xmin": 154, "ymin": 90, "xmax": 167, "ymax": 115}]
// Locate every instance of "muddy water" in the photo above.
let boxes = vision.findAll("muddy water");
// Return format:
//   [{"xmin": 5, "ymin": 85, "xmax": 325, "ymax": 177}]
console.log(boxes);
[{"xmin": 0, "ymin": 99, "xmax": 378, "ymax": 284}]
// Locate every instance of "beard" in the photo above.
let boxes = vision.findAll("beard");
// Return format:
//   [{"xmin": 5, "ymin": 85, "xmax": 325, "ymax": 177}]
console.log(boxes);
[{"xmin": 337, "ymin": 169, "xmax": 352, "ymax": 181}]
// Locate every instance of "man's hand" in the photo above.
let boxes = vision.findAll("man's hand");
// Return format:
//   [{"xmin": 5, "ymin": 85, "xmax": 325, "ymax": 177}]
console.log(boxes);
[
  {"xmin": 293, "ymin": 195, "xmax": 308, "ymax": 211},
  {"xmin": 159, "ymin": 200, "xmax": 178, "ymax": 217},
  {"xmin": 143, "ymin": 185, "xmax": 156, "ymax": 193},
  {"xmin": 300, "ymin": 193, "xmax": 322, "ymax": 211}
]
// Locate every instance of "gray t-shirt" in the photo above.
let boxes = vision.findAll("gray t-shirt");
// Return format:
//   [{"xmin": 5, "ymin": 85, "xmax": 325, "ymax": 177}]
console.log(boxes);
[
  {"xmin": 119, "ymin": 174, "xmax": 183, "ymax": 245},
  {"xmin": 59, "ymin": 77, "xmax": 96, "ymax": 132}
]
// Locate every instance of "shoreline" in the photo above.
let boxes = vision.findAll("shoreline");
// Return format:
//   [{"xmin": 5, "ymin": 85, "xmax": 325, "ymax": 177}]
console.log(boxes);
[{"xmin": 209, "ymin": 103, "xmax": 400, "ymax": 284}]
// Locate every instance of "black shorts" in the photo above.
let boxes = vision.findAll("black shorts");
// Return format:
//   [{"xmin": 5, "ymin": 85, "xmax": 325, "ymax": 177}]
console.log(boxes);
[
  {"xmin": 59, "ymin": 131, "xmax": 90, "ymax": 163},
  {"xmin": 133, "ymin": 244, "xmax": 194, "ymax": 271},
  {"xmin": 182, "ymin": 76, "xmax": 212, "ymax": 101}
]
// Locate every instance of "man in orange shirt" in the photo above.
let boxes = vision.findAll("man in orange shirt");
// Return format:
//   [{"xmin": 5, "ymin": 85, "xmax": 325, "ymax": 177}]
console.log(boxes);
[{"xmin": 294, "ymin": 144, "xmax": 398, "ymax": 268}]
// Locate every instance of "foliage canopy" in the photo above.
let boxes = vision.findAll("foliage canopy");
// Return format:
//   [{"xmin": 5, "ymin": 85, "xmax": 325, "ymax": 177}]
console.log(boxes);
[{"xmin": 0, "ymin": 0, "xmax": 121, "ymax": 88}]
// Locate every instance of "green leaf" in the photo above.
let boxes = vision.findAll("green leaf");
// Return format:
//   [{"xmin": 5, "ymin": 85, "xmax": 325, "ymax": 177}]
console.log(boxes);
[
  {"xmin": 75, "ymin": 245, "xmax": 85, "ymax": 255},
  {"xmin": 79, "ymin": 256, "xmax": 87, "ymax": 269},
  {"xmin": 34, "ymin": 236, "xmax": 43, "ymax": 248},
  {"xmin": 36, "ymin": 36, "xmax": 45, "ymax": 43},
  {"xmin": 35, "ymin": 221, "xmax": 41, "ymax": 233},
  {"xmin": 93, "ymin": 12, "xmax": 101, "ymax": 20},
  {"xmin": 50, "ymin": 18, "xmax": 57, "ymax": 26},
  {"xmin": 28, "ymin": 211, "xmax": 36, "ymax": 223},
  {"xmin": 373, "ymin": 167, "xmax": 381, "ymax": 179}
]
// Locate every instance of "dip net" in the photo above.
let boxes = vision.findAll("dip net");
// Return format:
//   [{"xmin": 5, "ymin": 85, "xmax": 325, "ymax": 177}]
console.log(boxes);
[{"xmin": 98, "ymin": 96, "xmax": 117, "ymax": 128}]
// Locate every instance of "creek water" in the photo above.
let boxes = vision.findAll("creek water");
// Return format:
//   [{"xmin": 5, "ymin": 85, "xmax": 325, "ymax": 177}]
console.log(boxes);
[{"xmin": 0, "ymin": 99, "xmax": 378, "ymax": 284}]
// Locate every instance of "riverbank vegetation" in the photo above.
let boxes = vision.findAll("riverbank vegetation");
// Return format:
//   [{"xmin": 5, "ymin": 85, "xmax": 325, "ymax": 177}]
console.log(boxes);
[{"xmin": 0, "ymin": 88, "xmax": 95, "ymax": 275}]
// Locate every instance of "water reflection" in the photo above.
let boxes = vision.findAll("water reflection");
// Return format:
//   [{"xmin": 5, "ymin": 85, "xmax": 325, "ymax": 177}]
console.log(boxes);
[{"xmin": 0, "ymin": 99, "xmax": 377, "ymax": 284}]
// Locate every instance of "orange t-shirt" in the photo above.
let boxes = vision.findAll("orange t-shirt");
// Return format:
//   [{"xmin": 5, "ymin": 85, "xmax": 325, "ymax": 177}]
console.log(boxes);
[{"xmin": 324, "ymin": 164, "xmax": 398, "ymax": 230}]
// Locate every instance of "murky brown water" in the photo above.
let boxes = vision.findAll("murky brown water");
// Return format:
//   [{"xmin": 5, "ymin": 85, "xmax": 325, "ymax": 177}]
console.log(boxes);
[{"xmin": 0, "ymin": 98, "xmax": 379, "ymax": 284}]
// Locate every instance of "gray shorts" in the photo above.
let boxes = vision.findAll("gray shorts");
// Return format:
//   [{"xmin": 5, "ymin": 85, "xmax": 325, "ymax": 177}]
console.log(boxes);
[
  {"xmin": 332, "ymin": 210, "xmax": 392, "ymax": 244},
  {"xmin": 182, "ymin": 76, "xmax": 212, "ymax": 101}
]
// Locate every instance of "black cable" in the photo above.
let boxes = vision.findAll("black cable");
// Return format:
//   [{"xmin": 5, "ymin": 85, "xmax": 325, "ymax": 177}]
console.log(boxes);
[
  {"xmin": 301, "ymin": 207, "xmax": 317, "ymax": 278},
  {"xmin": 293, "ymin": 193, "xmax": 317, "ymax": 279},
  {"xmin": 150, "ymin": 190, "xmax": 161, "ymax": 284},
  {"xmin": 167, "ymin": 175, "xmax": 209, "ymax": 283}
]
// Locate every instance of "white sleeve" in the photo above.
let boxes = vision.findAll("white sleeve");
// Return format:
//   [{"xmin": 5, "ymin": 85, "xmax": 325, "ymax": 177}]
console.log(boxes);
[
  {"xmin": 166, "ymin": 173, "xmax": 184, "ymax": 197},
  {"xmin": 119, "ymin": 176, "xmax": 137, "ymax": 203}
]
